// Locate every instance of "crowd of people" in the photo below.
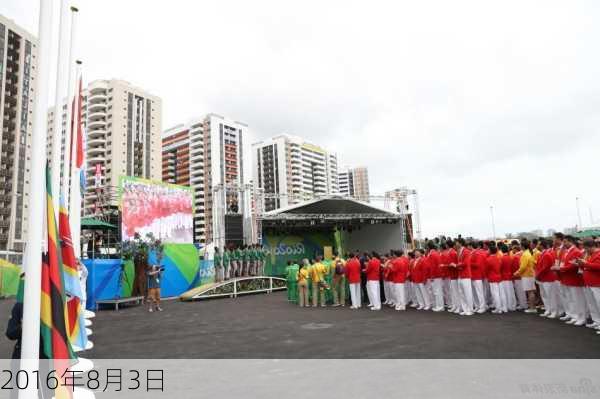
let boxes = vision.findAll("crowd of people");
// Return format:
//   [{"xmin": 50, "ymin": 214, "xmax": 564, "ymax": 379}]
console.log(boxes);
[
  {"xmin": 284, "ymin": 233, "xmax": 600, "ymax": 335},
  {"xmin": 213, "ymin": 245, "xmax": 268, "ymax": 282}
]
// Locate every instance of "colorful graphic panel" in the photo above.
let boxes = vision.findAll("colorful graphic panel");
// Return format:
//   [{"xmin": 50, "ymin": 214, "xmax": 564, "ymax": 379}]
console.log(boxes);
[
  {"xmin": 119, "ymin": 176, "xmax": 194, "ymax": 243},
  {"xmin": 262, "ymin": 231, "xmax": 335, "ymax": 276}
]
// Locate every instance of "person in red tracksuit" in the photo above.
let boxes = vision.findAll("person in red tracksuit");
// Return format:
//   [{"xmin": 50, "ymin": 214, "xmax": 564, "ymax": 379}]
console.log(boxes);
[
  {"xmin": 382, "ymin": 255, "xmax": 395, "ymax": 307},
  {"xmin": 470, "ymin": 241, "xmax": 487, "ymax": 313},
  {"xmin": 345, "ymin": 254, "xmax": 362, "ymax": 309},
  {"xmin": 454, "ymin": 238, "xmax": 474, "ymax": 316},
  {"xmin": 440, "ymin": 243, "xmax": 451, "ymax": 309},
  {"xmin": 553, "ymin": 235, "xmax": 586, "ymax": 326},
  {"xmin": 412, "ymin": 249, "xmax": 430, "ymax": 310},
  {"xmin": 426, "ymin": 242, "xmax": 444, "ymax": 312},
  {"xmin": 365, "ymin": 253, "xmax": 382, "ymax": 310},
  {"xmin": 446, "ymin": 241, "xmax": 460, "ymax": 313},
  {"xmin": 575, "ymin": 239, "xmax": 600, "ymax": 334},
  {"xmin": 535, "ymin": 239, "xmax": 560, "ymax": 318},
  {"xmin": 392, "ymin": 251, "xmax": 409, "ymax": 311},
  {"xmin": 499, "ymin": 243, "xmax": 516, "ymax": 311},
  {"xmin": 486, "ymin": 244, "xmax": 504, "ymax": 313}
]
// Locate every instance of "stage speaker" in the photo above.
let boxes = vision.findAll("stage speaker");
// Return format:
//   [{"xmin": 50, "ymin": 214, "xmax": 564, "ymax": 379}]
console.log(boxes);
[{"xmin": 225, "ymin": 214, "xmax": 244, "ymax": 247}]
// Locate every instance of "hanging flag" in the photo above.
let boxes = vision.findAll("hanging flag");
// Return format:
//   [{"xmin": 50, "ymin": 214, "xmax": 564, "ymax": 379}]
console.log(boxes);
[
  {"xmin": 41, "ymin": 164, "xmax": 76, "ymax": 397},
  {"xmin": 58, "ymin": 195, "xmax": 88, "ymax": 350}
]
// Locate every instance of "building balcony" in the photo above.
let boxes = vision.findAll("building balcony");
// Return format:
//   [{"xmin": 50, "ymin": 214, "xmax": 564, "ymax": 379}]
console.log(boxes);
[
  {"xmin": 87, "ymin": 146, "xmax": 106, "ymax": 156},
  {"xmin": 88, "ymin": 111, "xmax": 107, "ymax": 120},
  {"xmin": 87, "ymin": 120, "xmax": 106, "ymax": 129},
  {"xmin": 88, "ymin": 156, "xmax": 106, "ymax": 164},
  {"xmin": 87, "ymin": 93, "xmax": 107, "ymax": 104},
  {"xmin": 87, "ymin": 102, "xmax": 107, "ymax": 112},
  {"xmin": 87, "ymin": 138, "xmax": 106, "ymax": 147}
]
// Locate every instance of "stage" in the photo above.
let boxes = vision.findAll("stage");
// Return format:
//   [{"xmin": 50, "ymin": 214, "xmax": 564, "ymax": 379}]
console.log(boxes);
[{"xmin": 3, "ymin": 292, "xmax": 598, "ymax": 359}]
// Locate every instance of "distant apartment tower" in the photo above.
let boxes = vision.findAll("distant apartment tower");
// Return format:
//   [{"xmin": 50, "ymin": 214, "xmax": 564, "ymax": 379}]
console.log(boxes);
[
  {"xmin": 48, "ymin": 79, "xmax": 162, "ymax": 216},
  {"xmin": 338, "ymin": 166, "xmax": 370, "ymax": 201},
  {"xmin": 252, "ymin": 134, "xmax": 339, "ymax": 211},
  {"xmin": 162, "ymin": 114, "xmax": 246, "ymax": 244},
  {"xmin": 0, "ymin": 15, "xmax": 37, "ymax": 254}
]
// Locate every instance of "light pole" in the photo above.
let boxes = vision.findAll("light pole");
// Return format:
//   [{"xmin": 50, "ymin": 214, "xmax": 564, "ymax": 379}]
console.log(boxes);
[
  {"xmin": 576, "ymin": 197, "xmax": 583, "ymax": 229},
  {"xmin": 490, "ymin": 205, "xmax": 496, "ymax": 241}
]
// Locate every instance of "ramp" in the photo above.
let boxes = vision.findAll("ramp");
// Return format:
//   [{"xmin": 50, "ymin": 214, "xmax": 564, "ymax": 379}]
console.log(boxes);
[{"xmin": 180, "ymin": 276, "xmax": 287, "ymax": 301}]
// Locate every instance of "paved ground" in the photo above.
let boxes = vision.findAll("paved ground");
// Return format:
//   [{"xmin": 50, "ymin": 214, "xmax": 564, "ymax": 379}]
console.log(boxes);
[{"xmin": 2, "ymin": 292, "xmax": 600, "ymax": 358}]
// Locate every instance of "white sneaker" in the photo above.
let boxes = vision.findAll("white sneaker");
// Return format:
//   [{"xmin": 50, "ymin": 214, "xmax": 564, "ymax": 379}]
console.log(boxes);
[
  {"xmin": 573, "ymin": 320, "xmax": 586, "ymax": 326},
  {"xmin": 476, "ymin": 308, "xmax": 486, "ymax": 314},
  {"xmin": 596, "ymin": 330, "xmax": 600, "ymax": 335},
  {"xmin": 547, "ymin": 313, "xmax": 558, "ymax": 319},
  {"xmin": 433, "ymin": 307, "xmax": 444, "ymax": 312},
  {"xmin": 541, "ymin": 311, "xmax": 550, "ymax": 317},
  {"xmin": 560, "ymin": 315, "xmax": 571, "ymax": 321},
  {"xmin": 585, "ymin": 322, "xmax": 599, "ymax": 329},
  {"xmin": 524, "ymin": 309, "xmax": 537, "ymax": 314},
  {"xmin": 371, "ymin": 307, "xmax": 381, "ymax": 311},
  {"xmin": 460, "ymin": 312, "xmax": 474, "ymax": 316},
  {"xmin": 566, "ymin": 319, "xmax": 577, "ymax": 325},
  {"xmin": 395, "ymin": 306, "xmax": 405, "ymax": 311},
  {"xmin": 423, "ymin": 306, "xmax": 431, "ymax": 311},
  {"xmin": 492, "ymin": 310, "xmax": 501, "ymax": 314}
]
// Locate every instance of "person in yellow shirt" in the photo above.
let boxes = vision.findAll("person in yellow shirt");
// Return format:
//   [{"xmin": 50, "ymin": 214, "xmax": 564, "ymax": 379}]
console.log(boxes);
[
  {"xmin": 514, "ymin": 238, "xmax": 537, "ymax": 313},
  {"xmin": 297, "ymin": 259, "xmax": 310, "ymax": 307},
  {"xmin": 310, "ymin": 256, "xmax": 327, "ymax": 307}
]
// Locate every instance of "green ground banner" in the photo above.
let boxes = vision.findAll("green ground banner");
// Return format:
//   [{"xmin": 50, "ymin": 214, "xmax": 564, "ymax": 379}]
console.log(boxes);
[
  {"xmin": 0, "ymin": 260, "xmax": 21, "ymax": 297},
  {"xmin": 263, "ymin": 231, "xmax": 335, "ymax": 276}
]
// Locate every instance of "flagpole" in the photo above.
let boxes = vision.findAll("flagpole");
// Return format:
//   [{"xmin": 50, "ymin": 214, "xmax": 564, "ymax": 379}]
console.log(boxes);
[
  {"xmin": 50, "ymin": 0, "xmax": 71, "ymax": 220},
  {"xmin": 19, "ymin": 0, "xmax": 54, "ymax": 397},
  {"xmin": 70, "ymin": 60, "xmax": 83, "ymax": 259},
  {"xmin": 63, "ymin": 6, "xmax": 79, "ymax": 207}
]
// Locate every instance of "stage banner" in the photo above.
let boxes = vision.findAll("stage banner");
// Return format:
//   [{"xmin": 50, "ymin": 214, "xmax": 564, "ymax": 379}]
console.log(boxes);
[
  {"xmin": 147, "ymin": 243, "xmax": 201, "ymax": 298},
  {"xmin": 119, "ymin": 176, "xmax": 194, "ymax": 244},
  {"xmin": 262, "ymin": 232, "xmax": 335, "ymax": 276}
]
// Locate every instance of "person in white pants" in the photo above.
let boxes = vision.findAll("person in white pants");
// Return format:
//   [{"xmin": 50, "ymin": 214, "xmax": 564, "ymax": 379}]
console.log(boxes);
[
  {"xmin": 454, "ymin": 239, "xmax": 474, "ymax": 316},
  {"xmin": 554, "ymin": 235, "xmax": 587, "ymax": 326},
  {"xmin": 426, "ymin": 242, "xmax": 445, "ymax": 312},
  {"xmin": 485, "ymin": 245, "xmax": 504, "ymax": 313},
  {"xmin": 345, "ymin": 254, "xmax": 363, "ymax": 309},
  {"xmin": 391, "ymin": 251, "xmax": 409, "ymax": 311},
  {"xmin": 576, "ymin": 239, "xmax": 600, "ymax": 334},
  {"xmin": 365, "ymin": 253, "xmax": 382, "ymax": 310},
  {"xmin": 535, "ymin": 240, "xmax": 560, "ymax": 318}
]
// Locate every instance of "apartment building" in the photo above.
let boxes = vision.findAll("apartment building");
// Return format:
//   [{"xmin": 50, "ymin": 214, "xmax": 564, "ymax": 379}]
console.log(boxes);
[
  {"xmin": 339, "ymin": 166, "xmax": 370, "ymax": 201},
  {"xmin": 252, "ymin": 134, "xmax": 339, "ymax": 211},
  {"xmin": 48, "ymin": 79, "xmax": 162, "ymax": 216},
  {"xmin": 162, "ymin": 114, "xmax": 246, "ymax": 244},
  {"xmin": 0, "ymin": 15, "xmax": 37, "ymax": 255}
]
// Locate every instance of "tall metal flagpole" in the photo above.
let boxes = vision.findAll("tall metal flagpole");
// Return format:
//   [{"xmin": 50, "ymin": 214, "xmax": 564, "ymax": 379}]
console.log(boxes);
[
  {"xmin": 63, "ymin": 6, "xmax": 79, "ymax": 206},
  {"xmin": 19, "ymin": 0, "xmax": 54, "ymax": 397},
  {"xmin": 70, "ymin": 60, "xmax": 83, "ymax": 258},
  {"xmin": 50, "ymin": 0, "xmax": 71, "ymax": 219}
]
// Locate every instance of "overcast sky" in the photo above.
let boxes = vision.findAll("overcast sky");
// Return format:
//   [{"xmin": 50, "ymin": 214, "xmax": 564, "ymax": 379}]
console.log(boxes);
[{"xmin": 3, "ymin": 0, "xmax": 599, "ymax": 238}]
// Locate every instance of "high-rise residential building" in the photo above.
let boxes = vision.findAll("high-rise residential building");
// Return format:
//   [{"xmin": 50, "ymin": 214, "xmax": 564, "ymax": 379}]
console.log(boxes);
[
  {"xmin": 48, "ymin": 79, "xmax": 162, "ymax": 217},
  {"xmin": 162, "ymin": 114, "xmax": 246, "ymax": 244},
  {"xmin": 338, "ymin": 166, "xmax": 370, "ymax": 201},
  {"xmin": 252, "ymin": 134, "xmax": 339, "ymax": 211},
  {"xmin": 0, "ymin": 15, "xmax": 37, "ymax": 256}
]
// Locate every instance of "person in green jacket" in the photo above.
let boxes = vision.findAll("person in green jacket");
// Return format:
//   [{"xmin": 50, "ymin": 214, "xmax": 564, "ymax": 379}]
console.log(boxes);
[
  {"xmin": 285, "ymin": 260, "xmax": 300, "ymax": 302},
  {"xmin": 242, "ymin": 246, "xmax": 249, "ymax": 276},
  {"xmin": 214, "ymin": 247, "xmax": 223, "ymax": 283},
  {"xmin": 223, "ymin": 247, "xmax": 231, "ymax": 280}
]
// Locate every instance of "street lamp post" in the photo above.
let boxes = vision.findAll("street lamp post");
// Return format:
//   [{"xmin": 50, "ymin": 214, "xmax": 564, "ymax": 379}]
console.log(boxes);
[
  {"xmin": 490, "ymin": 205, "xmax": 496, "ymax": 241},
  {"xmin": 576, "ymin": 197, "xmax": 583, "ymax": 230}
]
